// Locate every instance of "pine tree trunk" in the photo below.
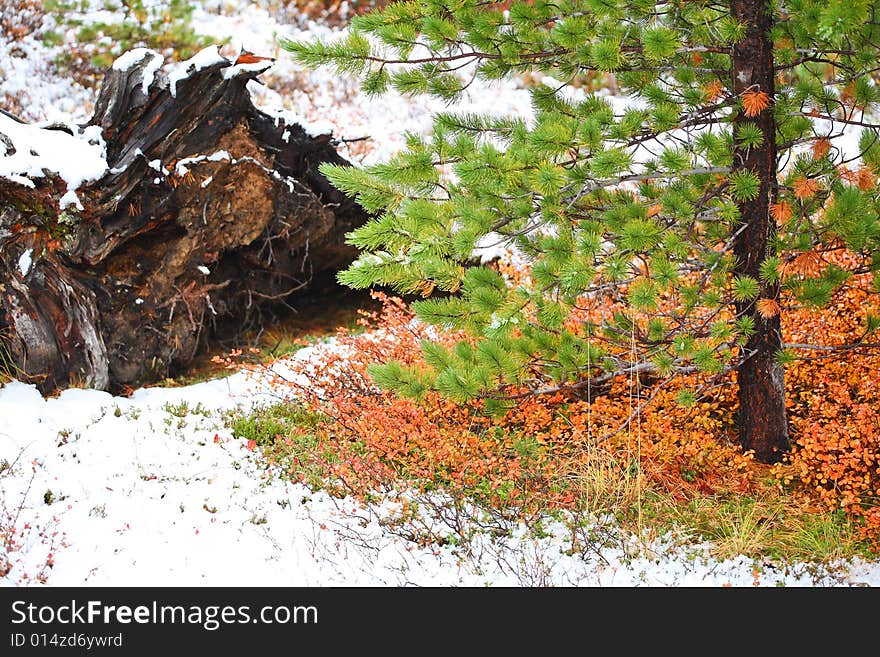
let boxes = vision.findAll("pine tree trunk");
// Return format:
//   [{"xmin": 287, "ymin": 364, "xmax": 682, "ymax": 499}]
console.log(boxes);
[{"xmin": 731, "ymin": 0, "xmax": 790, "ymax": 462}]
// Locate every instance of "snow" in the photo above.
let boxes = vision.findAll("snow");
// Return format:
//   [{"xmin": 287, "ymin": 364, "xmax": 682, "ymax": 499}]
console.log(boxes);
[
  {"xmin": 0, "ymin": 19, "xmax": 94, "ymax": 124},
  {"xmin": 59, "ymin": 190, "xmax": 83, "ymax": 210},
  {"xmin": 222, "ymin": 59, "xmax": 273, "ymax": 79},
  {"xmin": 1, "ymin": 1, "xmax": 878, "ymax": 588},
  {"xmin": 111, "ymin": 47, "xmax": 153, "ymax": 71},
  {"xmin": 257, "ymin": 103, "xmax": 336, "ymax": 138},
  {"xmin": 174, "ymin": 150, "xmax": 230, "ymax": 175},
  {"xmin": 168, "ymin": 45, "xmax": 228, "ymax": 97},
  {"xmin": 142, "ymin": 53, "xmax": 164, "ymax": 96},
  {"xmin": 17, "ymin": 249, "xmax": 33, "ymax": 277},
  {"xmin": 111, "ymin": 48, "xmax": 162, "ymax": 95},
  {"xmin": 2, "ymin": 350, "xmax": 876, "ymax": 587},
  {"xmin": 0, "ymin": 112, "xmax": 107, "ymax": 195}
]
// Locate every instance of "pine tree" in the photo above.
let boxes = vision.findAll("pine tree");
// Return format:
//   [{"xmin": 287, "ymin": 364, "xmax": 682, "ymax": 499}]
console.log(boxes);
[{"xmin": 284, "ymin": 0, "xmax": 880, "ymax": 463}]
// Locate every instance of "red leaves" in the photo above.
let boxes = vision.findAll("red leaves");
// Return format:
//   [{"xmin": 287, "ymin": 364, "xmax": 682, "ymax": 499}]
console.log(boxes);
[
  {"xmin": 240, "ymin": 291, "xmax": 757, "ymax": 531},
  {"xmin": 234, "ymin": 53, "xmax": 275, "ymax": 65},
  {"xmin": 225, "ymin": 260, "xmax": 880, "ymax": 552}
]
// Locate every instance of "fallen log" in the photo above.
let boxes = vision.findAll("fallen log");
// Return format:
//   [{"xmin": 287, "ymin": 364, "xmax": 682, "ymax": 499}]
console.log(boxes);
[{"xmin": 0, "ymin": 46, "xmax": 368, "ymax": 393}]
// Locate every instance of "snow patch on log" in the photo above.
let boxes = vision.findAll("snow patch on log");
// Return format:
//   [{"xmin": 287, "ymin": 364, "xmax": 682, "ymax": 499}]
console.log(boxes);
[
  {"xmin": 222, "ymin": 60, "xmax": 273, "ymax": 80},
  {"xmin": 59, "ymin": 190, "xmax": 83, "ymax": 210},
  {"xmin": 168, "ymin": 45, "xmax": 228, "ymax": 97},
  {"xmin": 112, "ymin": 48, "xmax": 163, "ymax": 95},
  {"xmin": 17, "ymin": 249, "xmax": 32, "ymax": 277},
  {"xmin": 111, "ymin": 47, "xmax": 153, "ymax": 71},
  {"xmin": 174, "ymin": 150, "xmax": 230, "ymax": 176},
  {"xmin": 259, "ymin": 101, "xmax": 334, "ymax": 139},
  {"xmin": 0, "ymin": 112, "xmax": 107, "ymax": 195}
]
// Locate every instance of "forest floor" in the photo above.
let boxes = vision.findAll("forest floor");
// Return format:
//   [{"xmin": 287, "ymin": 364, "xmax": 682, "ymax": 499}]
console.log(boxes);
[
  {"xmin": 1, "ymin": 0, "xmax": 879, "ymax": 586},
  {"xmin": 1, "ymin": 340, "xmax": 876, "ymax": 586}
]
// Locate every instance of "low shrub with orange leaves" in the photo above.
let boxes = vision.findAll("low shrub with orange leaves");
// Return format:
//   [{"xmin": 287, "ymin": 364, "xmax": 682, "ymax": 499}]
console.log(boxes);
[
  {"xmin": 239, "ymin": 292, "xmax": 757, "ymax": 546},
  {"xmin": 779, "ymin": 266, "xmax": 880, "ymax": 549},
  {"xmin": 230, "ymin": 259, "xmax": 878, "ymax": 553}
]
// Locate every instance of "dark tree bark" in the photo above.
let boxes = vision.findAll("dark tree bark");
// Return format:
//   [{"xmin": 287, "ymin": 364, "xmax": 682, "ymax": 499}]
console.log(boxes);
[
  {"xmin": 731, "ymin": 0, "xmax": 790, "ymax": 462},
  {"xmin": 0, "ymin": 51, "xmax": 368, "ymax": 393}
]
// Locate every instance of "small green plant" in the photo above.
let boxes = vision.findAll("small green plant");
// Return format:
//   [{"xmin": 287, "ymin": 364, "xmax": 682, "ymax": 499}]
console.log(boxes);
[
  {"xmin": 227, "ymin": 403, "xmax": 322, "ymax": 446},
  {"xmin": 637, "ymin": 493, "xmax": 872, "ymax": 565},
  {"xmin": 41, "ymin": 30, "xmax": 64, "ymax": 47},
  {"xmin": 163, "ymin": 400, "xmax": 211, "ymax": 418},
  {"xmin": 0, "ymin": 328, "xmax": 24, "ymax": 385},
  {"xmin": 226, "ymin": 403, "xmax": 333, "ymax": 490},
  {"xmin": 163, "ymin": 401, "xmax": 189, "ymax": 417},
  {"xmin": 47, "ymin": 0, "xmax": 223, "ymax": 78},
  {"xmin": 700, "ymin": 496, "xmax": 780, "ymax": 560},
  {"xmin": 779, "ymin": 509, "xmax": 868, "ymax": 564}
]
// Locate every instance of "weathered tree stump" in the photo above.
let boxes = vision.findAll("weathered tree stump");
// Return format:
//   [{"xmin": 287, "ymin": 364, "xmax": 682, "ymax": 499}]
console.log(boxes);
[{"xmin": 0, "ymin": 47, "xmax": 367, "ymax": 392}]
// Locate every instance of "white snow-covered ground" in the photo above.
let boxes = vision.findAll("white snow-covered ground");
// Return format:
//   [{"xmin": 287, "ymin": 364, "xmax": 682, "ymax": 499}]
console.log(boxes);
[
  {"xmin": 1, "ymin": 1, "xmax": 879, "ymax": 586},
  {"xmin": 2, "ymin": 345, "xmax": 877, "ymax": 587}
]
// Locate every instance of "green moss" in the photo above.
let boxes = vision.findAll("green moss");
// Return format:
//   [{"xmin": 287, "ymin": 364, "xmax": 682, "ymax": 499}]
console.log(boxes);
[
  {"xmin": 225, "ymin": 403, "xmax": 334, "ymax": 491},
  {"xmin": 227, "ymin": 403, "xmax": 323, "ymax": 447},
  {"xmin": 41, "ymin": 30, "xmax": 64, "ymax": 47}
]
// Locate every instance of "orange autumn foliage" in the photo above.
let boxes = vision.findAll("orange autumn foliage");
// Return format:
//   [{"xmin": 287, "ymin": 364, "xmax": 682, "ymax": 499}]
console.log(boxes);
[
  {"xmin": 236, "ymin": 254, "xmax": 879, "ymax": 550},
  {"xmin": 779, "ymin": 249, "xmax": 827, "ymax": 279},
  {"xmin": 793, "ymin": 176, "xmax": 820, "ymax": 200},
  {"xmin": 777, "ymin": 255, "xmax": 880, "ymax": 548},
  {"xmin": 857, "ymin": 166, "xmax": 877, "ymax": 191},
  {"xmin": 770, "ymin": 201, "xmax": 793, "ymax": 224},
  {"xmin": 243, "ymin": 292, "xmax": 755, "ymax": 540},
  {"xmin": 703, "ymin": 80, "xmax": 724, "ymax": 103},
  {"xmin": 755, "ymin": 297, "xmax": 780, "ymax": 319},
  {"xmin": 812, "ymin": 137, "xmax": 831, "ymax": 160},
  {"xmin": 741, "ymin": 90, "xmax": 771, "ymax": 117}
]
